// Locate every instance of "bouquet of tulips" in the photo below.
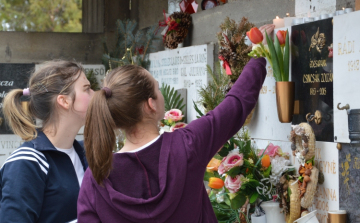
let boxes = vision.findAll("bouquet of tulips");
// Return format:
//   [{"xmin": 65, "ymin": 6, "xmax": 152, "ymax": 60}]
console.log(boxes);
[
  {"xmin": 160, "ymin": 109, "xmax": 187, "ymax": 133},
  {"xmin": 247, "ymin": 27, "xmax": 290, "ymax": 82},
  {"xmin": 204, "ymin": 129, "xmax": 292, "ymax": 222}
]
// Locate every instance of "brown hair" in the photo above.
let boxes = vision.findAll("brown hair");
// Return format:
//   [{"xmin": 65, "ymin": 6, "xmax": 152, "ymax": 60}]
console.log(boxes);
[
  {"xmin": 2, "ymin": 60, "xmax": 83, "ymax": 141},
  {"xmin": 84, "ymin": 65, "xmax": 157, "ymax": 185}
]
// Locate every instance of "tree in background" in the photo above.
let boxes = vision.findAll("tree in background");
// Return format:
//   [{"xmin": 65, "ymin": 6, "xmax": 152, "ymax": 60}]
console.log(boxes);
[{"xmin": 0, "ymin": 0, "xmax": 82, "ymax": 32}]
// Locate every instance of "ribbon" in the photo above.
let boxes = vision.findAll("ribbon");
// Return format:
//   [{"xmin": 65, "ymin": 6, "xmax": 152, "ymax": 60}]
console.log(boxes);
[
  {"xmin": 218, "ymin": 55, "xmax": 232, "ymax": 75},
  {"xmin": 256, "ymin": 178, "xmax": 274, "ymax": 199},
  {"xmin": 155, "ymin": 10, "xmax": 168, "ymax": 35}
]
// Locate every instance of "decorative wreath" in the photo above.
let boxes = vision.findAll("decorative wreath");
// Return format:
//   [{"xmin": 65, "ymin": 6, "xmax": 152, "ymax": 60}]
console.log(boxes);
[
  {"xmin": 289, "ymin": 123, "xmax": 315, "ymax": 165},
  {"xmin": 163, "ymin": 11, "xmax": 191, "ymax": 49},
  {"xmin": 289, "ymin": 123, "xmax": 319, "ymax": 209}
]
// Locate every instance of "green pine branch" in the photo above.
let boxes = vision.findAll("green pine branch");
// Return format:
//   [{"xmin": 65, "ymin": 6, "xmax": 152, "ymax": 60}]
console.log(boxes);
[{"xmin": 197, "ymin": 61, "xmax": 230, "ymax": 113}]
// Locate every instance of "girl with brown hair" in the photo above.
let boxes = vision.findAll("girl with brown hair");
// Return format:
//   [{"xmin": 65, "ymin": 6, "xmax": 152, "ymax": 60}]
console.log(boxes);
[
  {"xmin": 0, "ymin": 60, "xmax": 94, "ymax": 223},
  {"xmin": 78, "ymin": 56, "xmax": 267, "ymax": 222}
]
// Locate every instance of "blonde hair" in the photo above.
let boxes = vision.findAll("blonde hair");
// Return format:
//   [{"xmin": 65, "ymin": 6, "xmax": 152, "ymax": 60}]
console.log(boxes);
[{"xmin": 2, "ymin": 60, "xmax": 83, "ymax": 141}]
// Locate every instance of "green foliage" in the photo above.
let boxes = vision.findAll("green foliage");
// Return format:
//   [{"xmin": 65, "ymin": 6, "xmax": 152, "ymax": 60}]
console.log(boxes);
[
  {"xmin": 249, "ymin": 192, "xmax": 259, "ymax": 204},
  {"xmin": 102, "ymin": 20, "xmax": 159, "ymax": 70},
  {"xmin": 197, "ymin": 62, "xmax": 230, "ymax": 113},
  {"xmin": 265, "ymin": 30, "xmax": 290, "ymax": 81},
  {"xmin": 0, "ymin": 0, "xmax": 82, "ymax": 32},
  {"xmin": 85, "ymin": 70, "xmax": 100, "ymax": 91},
  {"xmin": 231, "ymin": 193, "xmax": 246, "ymax": 210},
  {"xmin": 160, "ymin": 83, "xmax": 186, "ymax": 112},
  {"xmin": 193, "ymin": 100, "xmax": 204, "ymax": 118}
]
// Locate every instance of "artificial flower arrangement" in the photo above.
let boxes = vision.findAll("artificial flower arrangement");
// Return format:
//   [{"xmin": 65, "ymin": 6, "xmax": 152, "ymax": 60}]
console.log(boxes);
[
  {"xmin": 204, "ymin": 129, "xmax": 292, "ymax": 222},
  {"xmin": 160, "ymin": 109, "xmax": 187, "ymax": 133},
  {"xmin": 159, "ymin": 83, "xmax": 187, "ymax": 133}
]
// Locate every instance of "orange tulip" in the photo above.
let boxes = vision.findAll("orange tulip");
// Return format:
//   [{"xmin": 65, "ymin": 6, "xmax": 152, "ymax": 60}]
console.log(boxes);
[
  {"xmin": 276, "ymin": 30, "xmax": 287, "ymax": 46},
  {"xmin": 208, "ymin": 177, "xmax": 225, "ymax": 189},
  {"xmin": 207, "ymin": 158, "xmax": 221, "ymax": 171},
  {"xmin": 246, "ymin": 27, "xmax": 263, "ymax": 45},
  {"xmin": 261, "ymin": 154, "xmax": 271, "ymax": 168}
]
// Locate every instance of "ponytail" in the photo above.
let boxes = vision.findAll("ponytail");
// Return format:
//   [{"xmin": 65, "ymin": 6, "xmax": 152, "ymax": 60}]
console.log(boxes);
[
  {"xmin": 2, "ymin": 89, "xmax": 37, "ymax": 141},
  {"xmin": 84, "ymin": 90, "xmax": 116, "ymax": 185}
]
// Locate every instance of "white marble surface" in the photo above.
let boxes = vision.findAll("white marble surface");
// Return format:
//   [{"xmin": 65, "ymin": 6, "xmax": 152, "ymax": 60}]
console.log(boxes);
[
  {"xmin": 148, "ymin": 44, "xmax": 214, "ymax": 122},
  {"xmin": 333, "ymin": 11, "xmax": 360, "ymax": 143}
]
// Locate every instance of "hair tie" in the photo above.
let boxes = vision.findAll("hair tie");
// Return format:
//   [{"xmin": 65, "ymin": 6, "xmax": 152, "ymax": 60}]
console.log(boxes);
[
  {"xmin": 102, "ymin": 87, "xmax": 112, "ymax": 98},
  {"xmin": 23, "ymin": 88, "xmax": 31, "ymax": 96}
]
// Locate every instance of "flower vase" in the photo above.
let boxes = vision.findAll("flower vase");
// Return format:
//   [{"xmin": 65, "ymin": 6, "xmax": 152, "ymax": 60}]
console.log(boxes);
[
  {"xmin": 260, "ymin": 201, "xmax": 286, "ymax": 223},
  {"xmin": 275, "ymin": 81, "xmax": 295, "ymax": 123},
  {"xmin": 251, "ymin": 214, "xmax": 266, "ymax": 223}
]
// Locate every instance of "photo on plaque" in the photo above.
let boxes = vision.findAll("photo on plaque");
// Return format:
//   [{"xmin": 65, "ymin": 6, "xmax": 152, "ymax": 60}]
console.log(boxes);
[{"xmin": 291, "ymin": 18, "xmax": 334, "ymax": 142}]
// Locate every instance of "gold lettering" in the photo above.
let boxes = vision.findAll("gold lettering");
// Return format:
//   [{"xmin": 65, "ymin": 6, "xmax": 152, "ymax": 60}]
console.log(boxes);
[
  {"xmin": 309, "ymin": 59, "xmax": 327, "ymax": 68},
  {"xmin": 338, "ymin": 43, "xmax": 342, "ymax": 55}
]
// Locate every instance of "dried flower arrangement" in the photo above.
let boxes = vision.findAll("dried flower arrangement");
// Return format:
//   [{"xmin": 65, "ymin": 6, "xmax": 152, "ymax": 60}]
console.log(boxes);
[{"xmin": 163, "ymin": 12, "xmax": 192, "ymax": 49}]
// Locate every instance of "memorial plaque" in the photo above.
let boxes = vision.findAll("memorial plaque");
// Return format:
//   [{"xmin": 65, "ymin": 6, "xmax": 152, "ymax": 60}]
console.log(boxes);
[
  {"xmin": 0, "ymin": 64, "xmax": 34, "ymax": 134},
  {"xmin": 333, "ymin": 11, "xmax": 360, "ymax": 143},
  {"xmin": 291, "ymin": 18, "xmax": 334, "ymax": 142},
  {"xmin": 149, "ymin": 44, "xmax": 214, "ymax": 122}
]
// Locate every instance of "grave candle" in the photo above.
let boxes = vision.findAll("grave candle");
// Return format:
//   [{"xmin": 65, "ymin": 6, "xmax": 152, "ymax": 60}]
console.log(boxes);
[
  {"xmin": 273, "ymin": 16, "xmax": 284, "ymax": 29},
  {"xmin": 344, "ymin": 8, "xmax": 354, "ymax": 13}
]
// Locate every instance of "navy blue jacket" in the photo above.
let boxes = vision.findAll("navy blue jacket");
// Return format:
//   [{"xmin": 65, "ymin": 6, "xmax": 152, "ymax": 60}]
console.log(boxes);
[{"xmin": 0, "ymin": 131, "xmax": 88, "ymax": 223}]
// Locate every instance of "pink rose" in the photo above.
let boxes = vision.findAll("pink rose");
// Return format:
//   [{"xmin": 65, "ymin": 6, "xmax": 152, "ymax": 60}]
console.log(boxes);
[
  {"xmin": 164, "ymin": 109, "xmax": 184, "ymax": 122},
  {"xmin": 218, "ymin": 150, "xmax": 244, "ymax": 175},
  {"xmin": 225, "ymin": 174, "xmax": 244, "ymax": 193},
  {"xmin": 170, "ymin": 122, "xmax": 187, "ymax": 132}
]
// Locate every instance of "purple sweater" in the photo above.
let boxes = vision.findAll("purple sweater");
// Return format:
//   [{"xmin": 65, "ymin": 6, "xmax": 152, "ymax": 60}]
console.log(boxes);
[{"xmin": 77, "ymin": 58, "xmax": 267, "ymax": 223}]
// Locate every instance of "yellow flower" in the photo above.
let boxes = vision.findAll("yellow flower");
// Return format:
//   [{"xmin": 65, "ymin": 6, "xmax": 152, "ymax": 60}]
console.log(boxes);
[
  {"xmin": 207, "ymin": 158, "xmax": 221, "ymax": 171},
  {"xmin": 248, "ymin": 158, "xmax": 254, "ymax": 164}
]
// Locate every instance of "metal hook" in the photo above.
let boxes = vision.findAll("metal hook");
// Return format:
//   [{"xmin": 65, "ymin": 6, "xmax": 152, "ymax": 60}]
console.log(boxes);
[{"xmin": 337, "ymin": 103, "xmax": 350, "ymax": 110}]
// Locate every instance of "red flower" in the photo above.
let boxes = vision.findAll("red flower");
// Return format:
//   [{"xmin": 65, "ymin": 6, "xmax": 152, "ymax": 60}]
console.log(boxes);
[
  {"xmin": 136, "ymin": 46, "xmax": 144, "ymax": 55},
  {"xmin": 246, "ymin": 27, "xmax": 263, "ymax": 45},
  {"xmin": 168, "ymin": 20, "xmax": 179, "ymax": 32},
  {"xmin": 276, "ymin": 30, "xmax": 287, "ymax": 46}
]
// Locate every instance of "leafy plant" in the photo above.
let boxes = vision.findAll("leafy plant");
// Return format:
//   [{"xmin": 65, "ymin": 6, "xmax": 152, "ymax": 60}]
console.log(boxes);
[
  {"xmin": 85, "ymin": 70, "xmax": 100, "ymax": 91},
  {"xmin": 197, "ymin": 61, "xmax": 230, "ymax": 113},
  {"xmin": 102, "ymin": 19, "xmax": 160, "ymax": 70},
  {"xmin": 160, "ymin": 83, "xmax": 185, "ymax": 113}
]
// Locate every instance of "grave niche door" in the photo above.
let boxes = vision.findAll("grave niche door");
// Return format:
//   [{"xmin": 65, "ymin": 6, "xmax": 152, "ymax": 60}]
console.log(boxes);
[
  {"xmin": 291, "ymin": 18, "xmax": 334, "ymax": 142},
  {"xmin": 0, "ymin": 63, "xmax": 34, "ymax": 134}
]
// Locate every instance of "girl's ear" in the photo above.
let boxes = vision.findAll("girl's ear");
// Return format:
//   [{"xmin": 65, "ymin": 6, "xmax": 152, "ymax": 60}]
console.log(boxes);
[
  {"xmin": 57, "ymin": 95, "xmax": 71, "ymax": 110},
  {"xmin": 147, "ymin": 98, "xmax": 157, "ymax": 112}
]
